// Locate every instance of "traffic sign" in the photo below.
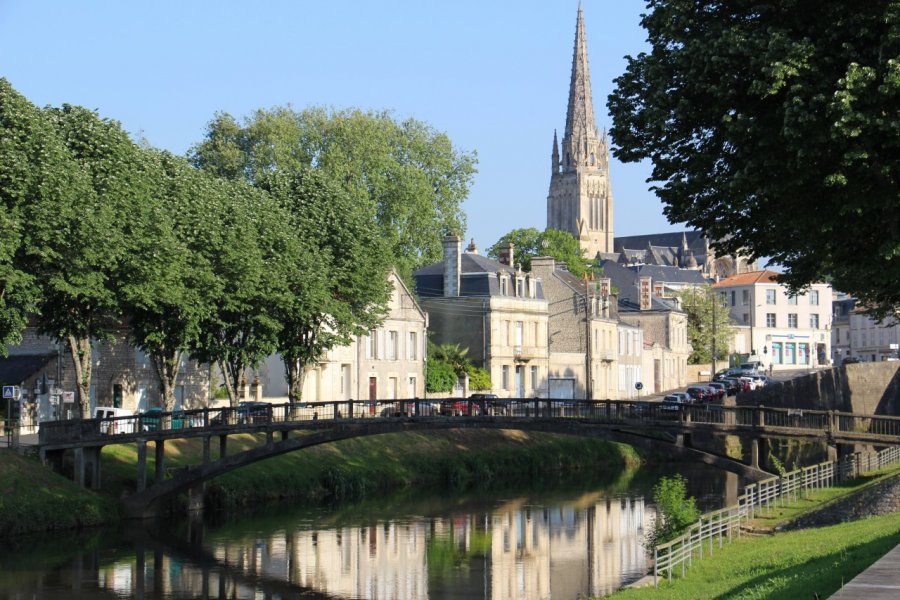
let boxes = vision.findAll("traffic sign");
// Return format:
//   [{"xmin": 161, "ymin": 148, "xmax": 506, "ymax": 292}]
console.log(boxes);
[
  {"xmin": 2, "ymin": 385, "xmax": 18, "ymax": 399},
  {"xmin": 62, "ymin": 391, "xmax": 75, "ymax": 403}
]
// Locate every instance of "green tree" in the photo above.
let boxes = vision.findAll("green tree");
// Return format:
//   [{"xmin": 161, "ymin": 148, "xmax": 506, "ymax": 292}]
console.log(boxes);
[
  {"xmin": 675, "ymin": 285, "xmax": 736, "ymax": 365},
  {"xmin": 649, "ymin": 474, "xmax": 700, "ymax": 546},
  {"xmin": 429, "ymin": 342, "xmax": 472, "ymax": 376},
  {"xmin": 425, "ymin": 359, "xmax": 457, "ymax": 394},
  {"xmin": 487, "ymin": 228, "xmax": 590, "ymax": 277},
  {"xmin": 0, "ymin": 80, "xmax": 41, "ymax": 355},
  {"xmin": 467, "ymin": 366, "xmax": 492, "ymax": 391},
  {"xmin": 262, "ymin": 168, "xmax": 391, "ymax": 401},
  {"xmin": 189, "ymin": 106, "xmax": 478, "ymax": 281},
  {"xmin": 608, "ymin": 1, "xmax": 900, "ymax": 317}
]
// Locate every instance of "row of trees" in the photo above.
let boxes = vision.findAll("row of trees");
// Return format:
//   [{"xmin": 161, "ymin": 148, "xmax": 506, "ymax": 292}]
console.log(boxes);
[{"xmin": 0, "ymin": 80, "xmax": 477, "ymax": 417}]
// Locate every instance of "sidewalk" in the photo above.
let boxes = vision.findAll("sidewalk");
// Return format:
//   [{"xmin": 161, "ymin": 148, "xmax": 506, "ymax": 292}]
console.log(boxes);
[{"xmin": 829, "ymin": 543, "xmax": 900, "ymax": 599}]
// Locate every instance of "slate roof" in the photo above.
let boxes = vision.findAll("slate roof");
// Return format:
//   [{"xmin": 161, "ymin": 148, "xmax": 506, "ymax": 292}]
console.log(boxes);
[
  {"xmin": 598, "ymin": 260, "xmax": 682, "ymax": 313},
  {"xmin": 0, "ymin": 354, "xmax": 55, "ymax": 386},
  {"xmin": 632, "ymin": 265, "xmax": 710, "ymax": 285},
  {"xmin": 413, "ymin": 254, "xmax": 544, "ymax": 299},
  {"xmin": 614, "ymin": 230, "xmax": 706, "ymax": 253}
]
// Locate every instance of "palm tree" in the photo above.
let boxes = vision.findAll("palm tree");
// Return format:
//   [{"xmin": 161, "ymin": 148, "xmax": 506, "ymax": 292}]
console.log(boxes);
[{"xmin": 428, "ymin": 342, "xmax": 472, "ymax": 376}]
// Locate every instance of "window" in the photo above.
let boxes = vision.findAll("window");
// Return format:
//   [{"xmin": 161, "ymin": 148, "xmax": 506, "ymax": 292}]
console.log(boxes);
[
  {"xmin": 500, "ymin": 277, "xmax": 508, "ymax": 295},
  {"xmin": 515, "ymin": 321, "xmax": 523, "ymax": 347},
  {"xmin": 742, "ymin": 290, "xmax": 750, "ymax": 306},
  {"xmin": 387, "ymin": 331, "xmax": 398, "ymax": 360},
  {"xmin": 408, "ymin": 331, "xmax": 417, "ymax": 360},
  {"xmin": 810, "ymin": 290, "xmax": 819, "ymax": 305},
  {"xmin": 766, "ymin": 313, "xmax": 776, "ymax": 327},
  {"xmin": 810, "ymin": 314, "xmax": 819, "ymax": 329},
  {"xmin": 788, "ymin": 313, "xmax": 798, "ymax": 328},
  {"xmin": 766, "ymin": 289, "xmax": 776, "ymax": 305},
  {"xmin": 787, "ymin": 295, "xmax": 797, "ymax": 305},
  {"xmin": 743, "ymin": 313, "xmax": 750, "ymax": 324},
  {"xmin": 530, "ymin": 366, "xmax": 538, "ymax": 390},
  {"xmin": 366, "ymin": 331, "xmax": 377, "ymax": 359},
  {"xmin": 502, "ymin": 365, "xmax": 510, "ymax": 390},
  {"xmin": 516, "ymin": 278, "xmax": 524, "ymax": 297},
  {"xmin": 730, "ymin": 291, "xmax": 736, "ymax": 306}
]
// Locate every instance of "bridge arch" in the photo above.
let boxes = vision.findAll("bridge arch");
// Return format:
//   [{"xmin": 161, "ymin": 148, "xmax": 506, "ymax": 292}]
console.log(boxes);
[{"xmin": 122, "ymin": 418, "xmax": 771, "ymax": 519}]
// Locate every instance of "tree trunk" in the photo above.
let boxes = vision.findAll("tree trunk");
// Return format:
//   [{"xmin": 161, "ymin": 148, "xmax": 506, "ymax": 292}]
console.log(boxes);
[
  {"xmin": 67, "ymin": 335, "xmax": 93, "ymax": 419},
  {"xmin": 152, "ymin": 349, "xmax": 182, "ymax": 411},
  {"xmin": 284, "ymin": 356, "xmax": 307, "ymax": 403},
  {"xmin": 218, "ymin": 361, "xmax": 237, "ymax": 407}
]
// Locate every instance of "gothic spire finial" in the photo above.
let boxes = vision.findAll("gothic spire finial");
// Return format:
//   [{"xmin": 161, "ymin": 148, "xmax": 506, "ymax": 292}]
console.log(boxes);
[
  {"xmin": 551, "ymin": 129, "xmax": 560, "ymax": 173},
  {"xmin": 563, "ymin": 2, "xmax": 597, "ymax": 151}
]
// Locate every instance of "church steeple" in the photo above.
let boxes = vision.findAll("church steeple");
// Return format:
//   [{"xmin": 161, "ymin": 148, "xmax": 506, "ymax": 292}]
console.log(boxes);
[
  {"xmin": 546, "ymin": 2, "xmax": 614, "ymax": 258},
  {"xmin": 563, "ymin": 2, "xmax": 598, "ymax": 166}
]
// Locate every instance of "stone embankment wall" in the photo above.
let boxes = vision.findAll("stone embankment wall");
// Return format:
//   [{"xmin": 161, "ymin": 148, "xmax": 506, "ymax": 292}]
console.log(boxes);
[
  {"xmin": 784, "ymin": 474, "xmax": 900, "ymax": 530},
  {"xmin": 736, "ymin": 362, "xmax": 900, "ymax": 414}
]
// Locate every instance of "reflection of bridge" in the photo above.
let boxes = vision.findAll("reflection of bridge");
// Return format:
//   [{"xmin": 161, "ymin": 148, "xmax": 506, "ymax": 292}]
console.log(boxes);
[{"xmin": 37, "ymin": 399, "xmax": 900, "ymax": 518}]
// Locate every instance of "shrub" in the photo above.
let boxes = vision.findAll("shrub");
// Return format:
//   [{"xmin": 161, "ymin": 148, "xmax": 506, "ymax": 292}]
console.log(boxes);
[
  {"xmin": 467, "ymin": 366, "xmax": 492, "ymax": 391},
  {"xmin": 649, "ymin": 474, "xmax": 700, "ymax": 545},
  {"xmin": 426, "ymin": 359, "xmax": 457, "ymax": 393}
]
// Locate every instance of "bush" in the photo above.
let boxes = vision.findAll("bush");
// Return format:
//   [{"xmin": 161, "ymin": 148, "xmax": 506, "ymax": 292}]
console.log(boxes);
[
  {"xmin": 649, "ymin": 474, "xmax": 700, "ymax": 545},
  {"xmin": 467, "ymin": 366, "xmax": 492, "ymax": 391},
  {"xmin": 426, "ymin": 359, "xmax": 457, "ymax": 393}
]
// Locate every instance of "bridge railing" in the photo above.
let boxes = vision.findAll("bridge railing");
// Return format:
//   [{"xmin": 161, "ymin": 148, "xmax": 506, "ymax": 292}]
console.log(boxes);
[{"xmin": 653, "ymin": 445, "xmax": 900, "ymax": 586}]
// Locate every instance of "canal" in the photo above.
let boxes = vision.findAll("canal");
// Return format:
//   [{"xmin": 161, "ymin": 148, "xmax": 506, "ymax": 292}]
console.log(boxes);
[{"xmin": 0, "ymin": 464, "xmax": 737, "ymax": 599}]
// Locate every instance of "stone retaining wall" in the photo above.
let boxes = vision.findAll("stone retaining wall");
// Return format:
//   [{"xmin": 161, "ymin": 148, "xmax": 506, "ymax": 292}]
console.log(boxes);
[{"xmin": 783, "ymin": 474, "xmax": 900, "ymax": 530}]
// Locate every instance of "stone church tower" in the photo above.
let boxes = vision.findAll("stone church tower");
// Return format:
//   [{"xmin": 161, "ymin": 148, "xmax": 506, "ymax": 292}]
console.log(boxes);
[{"xmin": 547, "ymin": 4, "xmax": 614, "ymax": 258}]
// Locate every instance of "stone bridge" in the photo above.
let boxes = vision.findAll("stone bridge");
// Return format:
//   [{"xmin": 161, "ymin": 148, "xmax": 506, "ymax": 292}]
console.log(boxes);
[{"xmin": 36, "ymin": 398, "xmax": 900, "ymax": 518}]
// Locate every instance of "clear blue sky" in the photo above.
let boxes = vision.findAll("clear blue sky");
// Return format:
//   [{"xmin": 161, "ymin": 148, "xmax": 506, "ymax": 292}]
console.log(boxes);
[{"xmin": 0, "ymin": 0, "xmax": 685, "ymax": 252}]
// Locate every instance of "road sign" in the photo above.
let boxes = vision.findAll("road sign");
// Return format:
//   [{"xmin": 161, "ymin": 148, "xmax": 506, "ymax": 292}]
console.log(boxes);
[
  {"xmin": 2, "ymin": 386, "xmax": 18, "ymax": 399},
  {"xmin": 62, "ymin": 391, "xmax": 75, "ymax": 403},
  {"xmin": 635, "ymin": 382, "xmax": 644, "ymax": 391}
]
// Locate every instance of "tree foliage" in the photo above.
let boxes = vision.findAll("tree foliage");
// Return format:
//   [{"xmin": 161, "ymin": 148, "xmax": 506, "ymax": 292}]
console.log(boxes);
[
  {"xmin": 487, "ymin": 228, "xmax": 590, "ymax": 276},
  {"xmin": 649, "ymin": 474, "xmax": 700, "ymax": 546},
  {"xmin": 675, "ymin": 285, "xmax": 736, "ymax": 365},
  {"xmin": 189, "ymin": 106, "xmax": 478, "ymax": 281},
  {"xmin": 425, "ymin": 358, "xmax": 457, "ymax": 394},
  {"xmin": 608, "ymin": 1, "xmax": 900, "ymax": 317}
]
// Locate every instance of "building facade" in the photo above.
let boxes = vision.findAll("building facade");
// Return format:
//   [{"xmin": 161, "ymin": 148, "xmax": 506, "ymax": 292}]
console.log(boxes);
[
  {"xmin": 831, "ymin": 294, "xmax": 900, "ymax": 364},
  {"xmin": 530, "ymin": 256, "xmax": 619, "ymax": 399},
  {"xmin": 713, "ymin": 271, "xmax": 833, "ymax": 370},
  {"xmin": 259, "ymin": 270, "xmax": 427, "ymax": 402},
  {"xmin": 414, "ymin": 236, "xmax": 550, "ymax": 398}
]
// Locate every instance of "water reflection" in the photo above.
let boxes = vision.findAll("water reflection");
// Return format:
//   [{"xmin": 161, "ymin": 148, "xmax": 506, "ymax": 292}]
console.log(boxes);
[{"xmin": 0, "ymin": 467, "xmax": 733, "ymax": 599}]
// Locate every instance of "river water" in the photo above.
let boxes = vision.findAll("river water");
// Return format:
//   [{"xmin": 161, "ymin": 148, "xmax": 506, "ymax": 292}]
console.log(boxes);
[{"xmin": 0, "ymin": 465, "xmax": 736, "ymax": 599}]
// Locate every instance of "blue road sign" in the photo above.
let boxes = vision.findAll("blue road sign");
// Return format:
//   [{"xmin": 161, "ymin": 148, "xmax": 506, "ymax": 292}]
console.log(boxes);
[{"xmin": 2, "ymin": 385, "xmax": 15, "ymax": 399}]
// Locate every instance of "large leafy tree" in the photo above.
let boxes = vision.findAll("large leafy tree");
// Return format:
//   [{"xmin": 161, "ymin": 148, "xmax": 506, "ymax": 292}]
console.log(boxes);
[
  {"xmin": 119, "ymin": 151, "xmax": 220, "ymax": 410},
  {"xmin": 675, "ymin": 285, "xmax": 735, "ymax": 365},
  {"xmin": 0, "ymin": 80, "xmax": 42, "ymax": 355},
  {"xmin": 189, "ymin": 106, "xmax": 478, "ymax": 280},
  {"xmin": 488, "ymin": 228, "xmax": 590, "ymax": 276},
  {"xmin": 608, "ymin": 1, "xmax": 900, "ymax": 317},
  {"xmin": 261, "ymin": 168, "xmax": 391, "ymax": 401}
]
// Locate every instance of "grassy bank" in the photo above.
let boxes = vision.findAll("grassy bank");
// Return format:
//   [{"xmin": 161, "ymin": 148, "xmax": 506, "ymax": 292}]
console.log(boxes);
[
  {"xmin": 1, "ymin": 430, "xmax": 644, "ymax": 534},
  {"xmin": 608, "ymin": 512, "xmax": 900, "ymax": 599},
  {"xmin": 0, "ymin": 450, "xmax": 116, "ymax": 536}
]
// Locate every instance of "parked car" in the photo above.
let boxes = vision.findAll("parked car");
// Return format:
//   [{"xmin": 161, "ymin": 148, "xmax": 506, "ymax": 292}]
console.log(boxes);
[
  {"xmin": 237, "ymin": 401, "xmax": 272, "ymax": 424},
  {"xmin": 739, "ymin": 362, "xmax": 764, "ymax": 376},
  {"xmin": 469, "ymin": 393, "xmax": 506, "ymax": 415},
  {"xmin": 94, "ymin": 407, "xmax": 136, "ymax": 434},
  {"xmin": 140, "ymin": 407, "xmax": 193, "ymax": 431},
  {"xmin": 686, "ymin": 386, "xmax": 715, "ymax": 402},
  {"xmin": 440, "ymin": 399, "xmax": 482, "ymax": 416},
  {"xmin": 670, "ymin": 391, "xmax": 692, "ymax": 404},
  {"xmin": 661, "ymin": 394, "xmax": 688, "ymax": 413},
  {"xmin": 842, "ymin": 356, "xmax": 863, "ymax": 364},
  {"xmin": 706, "ymin": 382, "xmax": 727, "ymax": 401}
]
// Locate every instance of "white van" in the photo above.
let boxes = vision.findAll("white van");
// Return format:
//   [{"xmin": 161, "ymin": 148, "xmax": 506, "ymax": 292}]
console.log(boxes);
[
  {"xmin": 739, "ymin": 362, "xmax": 764, "ymax": 375},
  {"xmin": 93, "ymin": 407, "xmax": 136, "ymax": 434}
]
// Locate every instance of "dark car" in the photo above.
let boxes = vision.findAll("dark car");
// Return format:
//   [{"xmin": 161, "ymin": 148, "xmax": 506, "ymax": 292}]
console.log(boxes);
[
  {"xmin": 470, "ymin": 393, "xmax": 506, "ymax": 415},
  {"xmin": 843, "ymin": 356, "xmax": 863, "ymax": 365},
  {"xmin": 237, "ymin": 401, "xmax": 272, "ymax": 424},
  {"xmin": 661, "ymin": 394, "xmax": 686, "ymax": 414},
  {"xmin": 706, "ymin": 382, "xmax": 727, "ymax": 401},
  {"xmin": 440, "ymin": 398, "xmax": 482, "ymax": 416},
  {"xmin": 686, "ymin": 386, "xmax": 715, "ymax": 403}
]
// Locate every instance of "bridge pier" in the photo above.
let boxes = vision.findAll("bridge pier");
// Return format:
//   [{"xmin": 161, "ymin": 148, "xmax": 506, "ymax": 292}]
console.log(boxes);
[
  {"xmin": 155, "ymin": 440, "xmax": 165, "ymax": 484},
  {"xmin": 73, "ymin": 447, "xmax": 102, "ymax": 489},
  {"xmin": 219, "ymin": 434, "xmax": 227, "ymax": 459},
  {"xmin": 750, "ymin": 438, "xmax": 769, "ymax": 470},
  {"xmin": 188, "ymin": 483, "xmax": 206, "ymax": 513},
  {"xmin": 137, "ymin": 441, "xmax": 147, "ymax": 491}
]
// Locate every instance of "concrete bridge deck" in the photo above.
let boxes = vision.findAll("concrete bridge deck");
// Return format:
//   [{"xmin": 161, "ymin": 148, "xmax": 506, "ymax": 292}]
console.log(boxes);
[{"xmin": 829, "ymin": 543, "xmax": 900, "ymax": 599}]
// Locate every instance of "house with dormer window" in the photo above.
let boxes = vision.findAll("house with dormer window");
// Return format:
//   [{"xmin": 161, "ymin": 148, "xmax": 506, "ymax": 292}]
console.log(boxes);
[{"xmin": 413, "ymin": 236, "xmax": 549, "ymax": 398}]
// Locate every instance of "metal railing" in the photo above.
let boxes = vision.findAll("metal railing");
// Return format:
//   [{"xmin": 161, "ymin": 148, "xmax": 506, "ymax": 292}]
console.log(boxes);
[{"xmin": 653, "ymin": 445, "xmax": 900, "ymax": 585}]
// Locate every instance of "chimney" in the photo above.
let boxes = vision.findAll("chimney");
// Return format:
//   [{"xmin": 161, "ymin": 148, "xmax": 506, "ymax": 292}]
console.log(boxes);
[
  {"xmin": 639, "ymin": 275, "xmax": 652, "ymax": 311},
  {"xmin": 599, "ymin": 277, "xmax": 611, "ymax": 299},
  {"xmin": 466, "ymin": 238, "xmax": 478, "ymax": 254},
  {"xmin": 497, "ymin": 242, "xmax": 515, "ymax": 267},
  {"xmin": 653, "ymin": 282, "xmax": 664, "ymax": 298},
  {"xmin": 443, "ymin": 234, "xmax": 461, "ymax": 297}
]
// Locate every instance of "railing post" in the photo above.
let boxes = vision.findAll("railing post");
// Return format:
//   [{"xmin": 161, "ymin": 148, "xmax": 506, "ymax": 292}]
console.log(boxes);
[
  {"xmin": 757, "ymin": 405, "xmax": 765, "ymax": 428},
  {"xmin": 653, "ymin": 547, "xmax": 658, "ymax": 587}
]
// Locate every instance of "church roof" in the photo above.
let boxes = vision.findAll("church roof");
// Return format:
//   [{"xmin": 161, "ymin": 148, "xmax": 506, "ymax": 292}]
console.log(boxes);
[
  {"xmin": 632, "ymin": 265, "xmax": 709, "ymax": 285},
  {"xmin": 564, "ymin": 3, "xmax": 597, "ymax": 146},
  {"xmin": 615, "ymin": 230, "xmax": 706, "ymax": 254}
]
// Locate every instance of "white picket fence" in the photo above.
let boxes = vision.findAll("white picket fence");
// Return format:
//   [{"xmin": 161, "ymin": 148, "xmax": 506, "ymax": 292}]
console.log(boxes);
[{"xmin": 653, "ymin": 446, "xmax": 900, "ymax": 585}]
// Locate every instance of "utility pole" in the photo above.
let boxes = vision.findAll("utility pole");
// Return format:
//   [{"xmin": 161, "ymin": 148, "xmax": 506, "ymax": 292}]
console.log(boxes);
[
  {"xmin": 584, "ymin": 290, "xmax": 593, "ymax": 400},
  {"xmin": 711, "ymin": 288, "xmax": 717, "ymax": 380}
]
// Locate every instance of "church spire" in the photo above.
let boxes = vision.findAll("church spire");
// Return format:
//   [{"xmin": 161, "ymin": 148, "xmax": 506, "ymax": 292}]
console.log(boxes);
[
  {"xmin": 551, "ymin": 129, "xmax": 560, "ymax": 174},
  {"xmin": 563, "ymin": 2, "xmax": 597, "ymax": 160}
]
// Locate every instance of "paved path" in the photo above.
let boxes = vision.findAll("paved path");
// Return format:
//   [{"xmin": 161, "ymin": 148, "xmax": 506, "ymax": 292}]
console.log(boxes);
[{"xmin": 829, "ymin": 543, "xmax": 900, "ymax": 599}]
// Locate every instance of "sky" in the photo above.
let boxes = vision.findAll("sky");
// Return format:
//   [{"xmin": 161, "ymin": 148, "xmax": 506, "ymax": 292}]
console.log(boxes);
[{"xmin": 0, "ymin": 0, "xmax": 685, "ymax": 253}]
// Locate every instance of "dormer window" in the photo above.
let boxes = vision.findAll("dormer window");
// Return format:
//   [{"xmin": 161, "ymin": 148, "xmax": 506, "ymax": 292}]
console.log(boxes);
[
  {"xmin": 516, "ymin": 278, "xmax": 524, "ymax": 298},
  {"xmin": 499, "ymin": 275, "xmax": 508, "ymax": 296}
]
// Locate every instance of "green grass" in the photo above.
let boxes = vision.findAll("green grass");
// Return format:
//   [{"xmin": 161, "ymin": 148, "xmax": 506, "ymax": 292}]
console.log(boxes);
[
  {"xmin": 0, "ymin": 450, "xmax": 117, "ymax": 536},
  {"xmin": 607, "ymin": 512, "xmax": 900, "ymax": 599}
]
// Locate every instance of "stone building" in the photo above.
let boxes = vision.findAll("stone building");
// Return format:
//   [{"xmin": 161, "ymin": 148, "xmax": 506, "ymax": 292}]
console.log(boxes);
[
  {"xmin": 258, "ymin": 270, "xmax": 427, "ymax": 402},
  {"xmin": 414, "ymin": 236, "xmax": 549, "ymax": 398},
  {"xmin": 614, "ymin": 231, "xmax": 757, "ymax": 280},
  {"xmin": 1, "ymin": 327, "xmax": 210, "ymax": 424},
  {"xmin": 713, "ymin": 270, "xmax": 833, "ymax": 370},
  {"xmin": 831, "ymin": 294, "xmax": 900, "ymax": 364},
  {"xmin": 530, "ymin": 256, "xmax": 618, "ymax": 399},
  {"xmin": 600, "ymin": 260, "xmax": 690, "ymax": 394}
]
